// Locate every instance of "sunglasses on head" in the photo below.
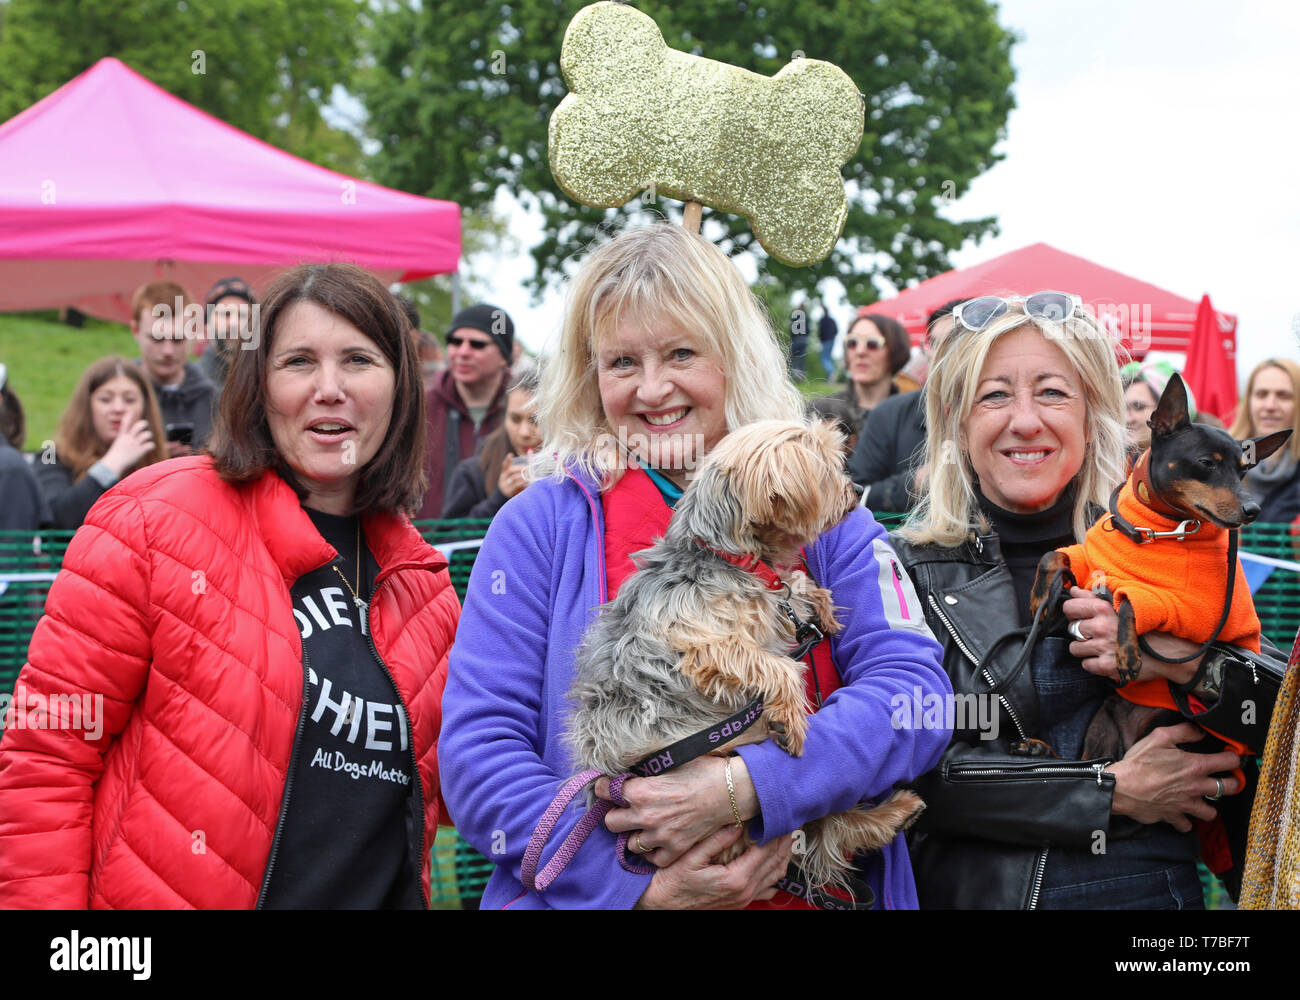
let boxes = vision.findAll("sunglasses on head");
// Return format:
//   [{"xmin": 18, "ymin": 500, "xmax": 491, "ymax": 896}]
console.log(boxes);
[
  {"xmin": 846, "ymin": 336, "xmax": 886, "ymax": 352},
  {"xmin": 951, "ymin": 291, "xmax": 1083, "ymax": 333},
  {"xmin": 447, "ymin": 334, "xmax": 494, "ymax": 351}
]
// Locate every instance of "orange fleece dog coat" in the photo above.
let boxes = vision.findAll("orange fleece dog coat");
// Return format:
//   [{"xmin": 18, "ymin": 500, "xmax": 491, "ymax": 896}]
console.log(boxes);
[{"xmin": 1058, "ymin": 481, "xmax": 1260, "ymax": 758}]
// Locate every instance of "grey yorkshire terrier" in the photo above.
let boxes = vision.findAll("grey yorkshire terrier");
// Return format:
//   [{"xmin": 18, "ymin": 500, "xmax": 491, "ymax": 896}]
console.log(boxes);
[{"xmin": 567, "ymin": 418, "xmax": 925, "ymax": 893}]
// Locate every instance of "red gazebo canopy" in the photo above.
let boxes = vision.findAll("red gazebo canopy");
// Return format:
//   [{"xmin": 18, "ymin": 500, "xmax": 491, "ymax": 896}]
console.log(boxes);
[{"xmin": 864, "ymin": 243, "xmax": 1236, "ymax": 360}]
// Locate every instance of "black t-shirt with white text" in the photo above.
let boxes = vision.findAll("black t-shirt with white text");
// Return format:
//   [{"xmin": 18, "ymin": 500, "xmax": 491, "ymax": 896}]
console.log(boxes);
[{"xmin": 261, "ymin": 508, "xmax": 422, "ymax": 909}]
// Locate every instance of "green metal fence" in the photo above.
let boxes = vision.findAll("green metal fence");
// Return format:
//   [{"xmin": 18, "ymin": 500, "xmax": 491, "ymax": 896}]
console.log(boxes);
[{"xmin": 3, "ymin": 516, "xmax": 1295, "ymax": 908}]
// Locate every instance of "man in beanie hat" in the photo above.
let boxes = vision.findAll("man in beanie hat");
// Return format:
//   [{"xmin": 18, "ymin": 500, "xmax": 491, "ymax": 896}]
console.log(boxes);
[
  {"xmin": 199, "ymin": 276, "xmax": 257, "ymax": 402},
  {"xmin": 416, "ymin": 303, "xmax": 514, "ymax": 519}
]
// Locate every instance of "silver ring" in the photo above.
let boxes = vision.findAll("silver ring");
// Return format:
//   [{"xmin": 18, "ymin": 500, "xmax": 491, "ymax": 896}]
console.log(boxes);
[
  {"xmin": 1206, "ymin": 777, "xmax": 1224, "ymax": 802},
  {"xmin": 1068, "ymin": 620, "xmax": 1089, "ymax": 642}
]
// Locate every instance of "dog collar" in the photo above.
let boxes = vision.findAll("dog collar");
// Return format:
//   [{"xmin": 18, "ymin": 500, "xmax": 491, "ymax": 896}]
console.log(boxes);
[
  {"xmin": 1129, "ymin": 450, "xmax": 1192, "ymax": 521},
  {"xmin": 693, "ymin": 540, "xmax": 785, "ymax": 590},
  {"xmin": 694, "ymin": 539, "xmax": 828, "ymax": 661},
  {"xmin": 1103, "ymin": 482, "xmax": 1201, "ymax": 544}
]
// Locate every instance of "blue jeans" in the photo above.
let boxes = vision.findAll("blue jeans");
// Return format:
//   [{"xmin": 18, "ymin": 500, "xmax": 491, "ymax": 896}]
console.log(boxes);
[
  {"xmin": 1039, "ymin": 861, "xmax": 1206, "ymax": 909},
  {"xmin": 1032, "ymin": 637, "xmax": 1204, "ymax": 909}
]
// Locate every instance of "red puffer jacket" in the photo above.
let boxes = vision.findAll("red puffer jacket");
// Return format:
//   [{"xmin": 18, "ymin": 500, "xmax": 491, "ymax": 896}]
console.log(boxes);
[{"xmin": 0, "ymin": 458, "xmax": 459, "ymax": 908}]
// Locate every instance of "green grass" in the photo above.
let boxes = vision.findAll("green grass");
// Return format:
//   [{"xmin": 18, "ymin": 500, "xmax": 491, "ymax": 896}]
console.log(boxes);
[
  {"xmin": 0, "ymin": 313, "xmax": 137, "ymax": 447},
  {"xmin": 794, "ymin": 351, "xmax": 841, "ymax": 400}
]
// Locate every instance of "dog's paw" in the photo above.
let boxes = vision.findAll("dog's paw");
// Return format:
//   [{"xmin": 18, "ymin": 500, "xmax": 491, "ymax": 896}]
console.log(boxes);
[
  {"xmin": 766, "ymin": 703, "xmax": 809, "ymax": 756},
  {"xmin": 1029, "ymin": 550, "xmax": 1075, "ymax": 619},
  {"xmin": 1115, "ymin": 595, "xmax": 1142, "ymax": 685}
]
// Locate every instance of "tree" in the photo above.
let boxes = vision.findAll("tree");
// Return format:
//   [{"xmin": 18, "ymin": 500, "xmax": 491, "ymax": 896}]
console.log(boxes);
[
  {"xmin": 396, "ymin": 204, "xmax": 517, "ymax": 339},
  {"xmin": 0, "ymin": 0, "xmax": 365, "ymax": 173},
  {"xmin": 361, "ymin": 0, "xmax": 1016, "ymax": 304}
]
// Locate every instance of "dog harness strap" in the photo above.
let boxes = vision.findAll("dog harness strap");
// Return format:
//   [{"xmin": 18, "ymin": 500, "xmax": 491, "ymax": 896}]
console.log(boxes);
[
  {"xmin": 626, "ymin": 695, "xmax": 765, "ymax": 777},
  {"xmin": 774, "ymin": 862, "xmax": 876, "ymax": 910},
  {"xmin": 521, "ymin": 768, "xmax": 610, "ymax": 893}
]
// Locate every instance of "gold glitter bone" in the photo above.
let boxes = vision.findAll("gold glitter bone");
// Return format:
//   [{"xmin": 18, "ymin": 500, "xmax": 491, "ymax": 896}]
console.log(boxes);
[{"xmin": 548, "ymin": 1, "xmax": 864, "ymax": 267}]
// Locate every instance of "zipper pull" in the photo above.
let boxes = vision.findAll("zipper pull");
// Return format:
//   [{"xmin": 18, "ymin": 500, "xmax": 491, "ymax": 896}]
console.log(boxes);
[
  {"xmin": 1092, "ymin": 762, "xmax": 1108, "ymax": 787},
  {"xmin": 891, "ymin": 561, "xmax": 903, "ymax": 582}
]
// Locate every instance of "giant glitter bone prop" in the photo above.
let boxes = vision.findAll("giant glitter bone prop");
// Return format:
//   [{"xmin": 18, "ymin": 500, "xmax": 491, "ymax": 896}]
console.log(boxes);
[{"xmin": 548, "ymin": 1, "xmax": 865, "ymax": 267}]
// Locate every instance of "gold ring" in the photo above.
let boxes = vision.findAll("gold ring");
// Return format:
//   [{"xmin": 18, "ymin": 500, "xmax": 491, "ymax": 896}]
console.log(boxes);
[{"xmin": 635, "ymin": 833, "xmax": 648, "ymax": 854}]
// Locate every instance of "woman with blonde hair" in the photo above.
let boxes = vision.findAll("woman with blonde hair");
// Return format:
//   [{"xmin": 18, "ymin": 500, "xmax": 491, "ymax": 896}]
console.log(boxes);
[
  {"xmin": 36, "ymin": 356, "xmax": 168, "ymax": 529},
  {"xmin": 441, "ymin": 223, "xmax": 950, "ymax": 909},
  {"xmin": 890, "ymin": 292, "xmax": 1282, "ymax": 908},
  {"xmin": 1230, "ymin": 358, "xmax": 1300, "ymax": 524}
]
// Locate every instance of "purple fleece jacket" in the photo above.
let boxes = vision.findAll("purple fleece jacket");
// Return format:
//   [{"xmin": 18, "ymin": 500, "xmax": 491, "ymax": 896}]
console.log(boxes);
[{"xmin": 439, "ymin": 467, "xmax": 951, "ymax": 909}]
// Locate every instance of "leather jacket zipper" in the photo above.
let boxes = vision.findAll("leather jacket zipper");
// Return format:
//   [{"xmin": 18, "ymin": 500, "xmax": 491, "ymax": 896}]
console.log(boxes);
[
  {"xmin": 926, "ymin": 592, "xmax": 1028, "ymax": 743},
  {"xmin": 256, "ymin": 645, "xmax": 312, "ymax": 909},
  {"xmin": 1028, "ymin": 848, "xmax": 1048, "ymax": 909},
  {"xmin": 364, "ymin": 574, "xmax": 430, "ymax": 910}
]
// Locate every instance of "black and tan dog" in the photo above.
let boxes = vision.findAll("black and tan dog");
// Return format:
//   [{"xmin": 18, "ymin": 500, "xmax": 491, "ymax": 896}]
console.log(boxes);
[{"xmin": 1029, "ymin": 373, "xmax": 1291, "ymax": 760}]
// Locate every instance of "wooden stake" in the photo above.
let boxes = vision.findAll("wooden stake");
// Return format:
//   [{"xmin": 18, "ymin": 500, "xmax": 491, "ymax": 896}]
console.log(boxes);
[{"xmin": 683, "ymin": 200, "xmax": 702, "ymax": 233}]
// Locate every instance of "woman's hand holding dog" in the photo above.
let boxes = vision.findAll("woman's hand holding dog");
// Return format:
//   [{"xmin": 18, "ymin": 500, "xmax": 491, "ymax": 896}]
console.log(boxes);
[
  {"xmin": 1108, "ymin": 722, "xmax": 1243, "ymax": 831},
  {"xmin": 632, "ymin": 825, "xmax": 795, "ymax": 909},
  {"xmin": 1063, "ymin": 587, "xmax": 1202, "ymax": 685},
  {"xmin": 594, "ymin": 755, "xmax": 758, "ymax": 866}
]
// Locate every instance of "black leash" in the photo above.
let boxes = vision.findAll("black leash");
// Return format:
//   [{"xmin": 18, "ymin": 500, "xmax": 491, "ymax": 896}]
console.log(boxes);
[{"xmin": 1137, "ymin": 527, "xmax": 1238, "ymax": 665}]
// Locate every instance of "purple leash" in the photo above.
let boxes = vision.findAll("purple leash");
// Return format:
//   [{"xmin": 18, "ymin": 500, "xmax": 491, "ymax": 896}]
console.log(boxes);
[{"xmin": 521, "ymin": 770, "xmax": 656, "ymax": 894}]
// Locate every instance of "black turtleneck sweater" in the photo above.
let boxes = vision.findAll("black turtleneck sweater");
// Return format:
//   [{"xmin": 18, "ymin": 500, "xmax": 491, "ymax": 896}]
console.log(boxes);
[{"xmin": 977, "ymin": 487, "xmax": 1077, "ymax": 627}]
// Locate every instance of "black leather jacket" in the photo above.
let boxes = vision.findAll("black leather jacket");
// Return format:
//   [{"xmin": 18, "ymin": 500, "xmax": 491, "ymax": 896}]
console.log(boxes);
[{"xmin": 890, "ymin": 526, "xmax": 1283, "ymax": 909}]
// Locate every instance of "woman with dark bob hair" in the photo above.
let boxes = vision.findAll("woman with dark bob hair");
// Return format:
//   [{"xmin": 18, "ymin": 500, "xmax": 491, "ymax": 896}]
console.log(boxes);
[
  {"xmin": 0, "ymin": 262, "xmax": 460, "ymax": 909},
  {"xmin": 835, "ymin": 311, "xmax": 911, "ymax": 433}
]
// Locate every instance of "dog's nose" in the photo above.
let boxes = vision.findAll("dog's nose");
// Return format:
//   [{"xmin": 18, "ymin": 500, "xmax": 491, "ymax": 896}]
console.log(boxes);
[{"xmin": 1242, "ymin": 500, "xmax": 1261, "ymax": 524}]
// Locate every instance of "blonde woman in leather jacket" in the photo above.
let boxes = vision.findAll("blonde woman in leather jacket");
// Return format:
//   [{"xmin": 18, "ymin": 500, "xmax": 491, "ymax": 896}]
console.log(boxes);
[{"xmin": 890, "ymin": 295, "xmax": 1281, "ymax": 909}]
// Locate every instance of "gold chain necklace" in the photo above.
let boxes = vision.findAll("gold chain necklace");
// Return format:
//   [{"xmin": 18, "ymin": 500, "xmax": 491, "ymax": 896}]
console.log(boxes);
[{"xmin": 331, "ymin": 519, "xmax": 366, "ymax": 609}]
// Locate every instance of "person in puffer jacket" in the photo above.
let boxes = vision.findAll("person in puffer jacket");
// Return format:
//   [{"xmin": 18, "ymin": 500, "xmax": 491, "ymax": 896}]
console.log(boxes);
[{"xmin": 0, "ymin": 263, "xmax": 459, "ymax": 909}]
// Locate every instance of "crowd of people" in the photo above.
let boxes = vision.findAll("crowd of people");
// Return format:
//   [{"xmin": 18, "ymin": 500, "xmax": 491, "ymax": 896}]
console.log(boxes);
[
  {"xmin": 0, "ymin": 277, "xmax": 536, "ymax": 532},
  {"xmin": 0, "ymin": 227, "xmax": 1297, "ymax": 910}
]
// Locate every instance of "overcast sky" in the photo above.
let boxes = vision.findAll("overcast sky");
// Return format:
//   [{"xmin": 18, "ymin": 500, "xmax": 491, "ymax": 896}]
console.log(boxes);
[{"xmin": 479, "ymin": 0, "xmax": 1300, "ymax": 390}]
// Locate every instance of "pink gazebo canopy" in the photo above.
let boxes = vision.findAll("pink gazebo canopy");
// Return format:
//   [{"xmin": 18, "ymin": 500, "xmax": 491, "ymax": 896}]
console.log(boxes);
[{"xmin": 0, "ymin": 58, "xmax": 460, "ymax": 321}]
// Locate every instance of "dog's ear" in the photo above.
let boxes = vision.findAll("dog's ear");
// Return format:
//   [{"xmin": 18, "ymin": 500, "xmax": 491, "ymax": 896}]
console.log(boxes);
[
  {"xmin": 1243, "ymin": 429, "xmax": 1293, "ymax": 470},
  {"xmin": 751, "ymin": 433, "xmax": 831, "ymax": 538},
  {"xmin": 1149, "ymin": 372, "xmax": 1192, "ymax": 439},
  {"xmin": 808, "ymin": 417, "xmax": 847, "ymax": 462},
  {"xmin": 668, "ymin": 456, "xmax": 754, "ymax": 550}
]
